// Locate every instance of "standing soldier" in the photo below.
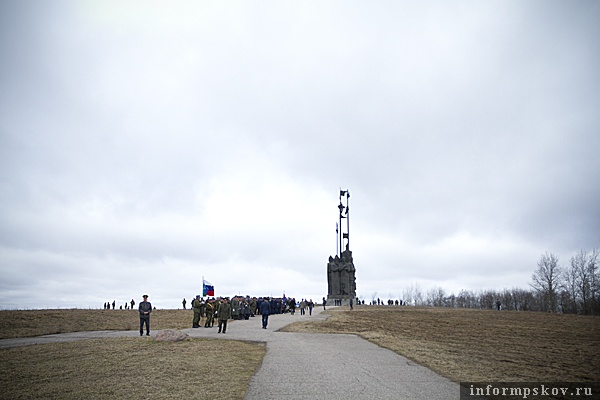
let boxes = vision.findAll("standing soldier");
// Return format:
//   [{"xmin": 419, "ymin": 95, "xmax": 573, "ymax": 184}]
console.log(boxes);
[
  {"xmin": 217, "ymin": 297, "xmax": 232, "ymax": 333},
  {"xmin": 204, "ymin": 298, "xmax": 214, "ymax": 328},
  {"xmin": 243, "ymin": 300, "xmax": 251, "ymax": 320},
  {"xmin": 192, "ymin": 295, "xmax": 203, "ymax": 328},
  {"xmin": 250, "ymin": 297, "xmax": 257, "ymax": 317},
  {"xmin": 138, "ymin": 294, "xmax": 152, "ymax": 336},
  {"xmin": 231, "ymin": 296, "xmax": 240, "ymax": 320},
  {"xmin": 212, "ymin": 298, "xmax": 220, "ymax": 327},
  {"xmin": 182, "ymin": 298, "xmax": 187, "ymax": 309}
]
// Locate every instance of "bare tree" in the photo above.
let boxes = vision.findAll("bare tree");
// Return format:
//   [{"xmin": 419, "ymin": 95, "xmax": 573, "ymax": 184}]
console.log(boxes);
[
  {"xmin": 563, "ymin": 258, "xmax": 580, "ymax": 313},
  {"xmin": 456, "ymin": 289, "xmax": 476, "ymax": 308},
  {"xmin": 370, "ymin": 291, "xmax": 377, "ymax": 305},
  {"xmin": 403, "ymin": 285, "xmax": 414, "ymax": 306},
  {"xmin": 569, "ymin": 248, "xmax": 600, "ymax": 315},
  {"xmin": 414, "ymin": 283, "xmax": 425, "ymax": 306},
  {"xmin": 478, "ymin": 290, "xmax": 495, "ymax": 309},
  {"xmin": 588, "ymin": 247, "xmax": 599, "ymax": 314},
  {"xmin": 427, "ymin": 286, "xmax": 446, "ymax": 307},
  {"xmin": 530, "ymin": 252, "xmax": 562, "ymax": 312},
  {"xmin": 510, "ymin": 287, "xmax": 531, "ymax": 311},
  {"xmin": 445, "ymin": 293, "xmax": 456, "ymax": 308},
  {"xmin": 500, "ymin": 289, "xmax": 515, "ymax": 311}
]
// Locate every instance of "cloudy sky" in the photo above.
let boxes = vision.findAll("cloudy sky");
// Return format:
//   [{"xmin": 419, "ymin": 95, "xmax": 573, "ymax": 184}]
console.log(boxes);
[{"xmin": 1, "ymin": 1, "xmax": 598, "ymax": 309}]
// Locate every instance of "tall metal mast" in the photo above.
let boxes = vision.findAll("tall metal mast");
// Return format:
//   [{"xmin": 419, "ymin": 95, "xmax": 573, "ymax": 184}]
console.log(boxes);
[{"xmin": 338, "ymin": 189, "xmax": 350, "ymax": 254}]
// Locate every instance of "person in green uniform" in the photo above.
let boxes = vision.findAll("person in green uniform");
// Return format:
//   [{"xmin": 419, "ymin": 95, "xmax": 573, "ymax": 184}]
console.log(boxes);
[
  {"xmin": 192, "ymin": 295, "xmax": 203, "ymax": 328},
  {"xmin": 231, "ymin": 296, "xmax": 240, "ymax": 320},
  {"xmin": 217, "ymin": 297, "xmax": 232, "ymax": 333},
  {"xmin": 250, "ymin": 297, "xmax": 258, "ymax": 316},
  {"xmin": 204, "ymin": 298, "xmax": 214, "ymax": 328}
]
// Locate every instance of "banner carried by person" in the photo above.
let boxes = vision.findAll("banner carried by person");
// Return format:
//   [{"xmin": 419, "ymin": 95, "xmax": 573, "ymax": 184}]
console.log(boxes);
[{"xmin": 203, "ymin": 279, "xmax": 214, "ymax": 296}]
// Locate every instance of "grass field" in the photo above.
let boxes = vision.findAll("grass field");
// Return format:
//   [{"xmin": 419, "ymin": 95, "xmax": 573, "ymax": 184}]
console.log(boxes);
[
  {"xmin": 0, "ymin": 309, "xmax": 192, "ymax": 339},
  {"xmin": 281, "ymin": 306, "xmax": 600, "ymax": 383},
  {"xmin": 1, "ymin": 306, "xmax": 598, "ymax": 399},
  {"xmin": 0, "ymin": 309, "xmax": 264, "ymax": 400},
  {"xmin": 0, "ymin": 337, "xmax": 265, "ymax": 400}
]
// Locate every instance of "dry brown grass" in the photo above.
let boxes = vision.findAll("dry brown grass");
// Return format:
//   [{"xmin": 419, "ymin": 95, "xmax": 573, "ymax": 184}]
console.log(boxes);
[
  {"xmin": 2, "ymin": 306, "xmax": 598, "ymax": 398},
  {"xmin": 280, "ymin": 305, "xmax": 600, "ymax": 383},
  {"xmin": 0, "ymin": 309, "xmax": 192, "ymax": 339},
  {"xmin": 0, "ymin": 337, "xmax": 265, "ymax": 400},
  {"xmin": 0, "ymin": 309, "xmax": 265, "ymax": 400}
]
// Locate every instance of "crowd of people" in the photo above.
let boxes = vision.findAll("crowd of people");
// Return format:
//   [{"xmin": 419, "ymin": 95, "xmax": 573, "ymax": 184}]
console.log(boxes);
[
  {"xmin": 103, "ymin": 294, "xmax": 319, "ymax": 336},
  {"xmin": 188, "ymin": 295, "xmax": 317, "ymax": 332},
  {"xmin": 104, "ymin": 296, "xmax": 411, "ymax": 313}
]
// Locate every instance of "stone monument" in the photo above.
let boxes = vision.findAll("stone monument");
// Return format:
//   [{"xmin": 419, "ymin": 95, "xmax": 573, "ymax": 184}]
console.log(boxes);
[{"xmin": 327, "ymin": 189, "xmax": 356, "ymax": 306}]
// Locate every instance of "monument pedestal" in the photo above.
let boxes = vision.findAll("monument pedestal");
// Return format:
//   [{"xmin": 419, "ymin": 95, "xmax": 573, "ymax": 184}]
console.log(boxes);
[
  {"xmin": 326, "ymin": 249, "xmax": 356, "ymax": 307},
  {"xmin": 326, "ymin": 295, "xmax": 355, "ymax": 307}
]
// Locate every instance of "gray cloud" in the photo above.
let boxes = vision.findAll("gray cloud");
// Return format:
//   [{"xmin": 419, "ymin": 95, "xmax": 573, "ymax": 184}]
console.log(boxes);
[{"xmin": 1, "ymin": 1, "xmax": 598, "ymax": 308}]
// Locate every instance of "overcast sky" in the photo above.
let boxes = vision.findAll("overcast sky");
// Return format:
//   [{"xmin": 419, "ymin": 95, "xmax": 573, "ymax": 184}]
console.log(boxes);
[{"xmin": 1, "ymin": 1, "xmax": 598, "ymax": 309}]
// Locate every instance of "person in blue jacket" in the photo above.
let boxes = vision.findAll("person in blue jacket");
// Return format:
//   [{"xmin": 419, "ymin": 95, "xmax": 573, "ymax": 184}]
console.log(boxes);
[{"xmin": 260, "ymin": 297, "xmax": 271, "ymax": 329}]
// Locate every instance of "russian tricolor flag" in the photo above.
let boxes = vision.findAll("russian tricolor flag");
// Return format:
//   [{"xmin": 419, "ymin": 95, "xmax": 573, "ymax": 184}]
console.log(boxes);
[{"xmin": 203, "ymin": 279, "xmax": 214, "ymax": 296}]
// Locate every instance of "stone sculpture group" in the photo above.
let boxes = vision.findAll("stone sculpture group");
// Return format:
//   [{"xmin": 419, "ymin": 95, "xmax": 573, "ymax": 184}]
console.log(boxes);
[{"xmin": 327, "ymin": 249, "xmax": 356, "ymax": 306}]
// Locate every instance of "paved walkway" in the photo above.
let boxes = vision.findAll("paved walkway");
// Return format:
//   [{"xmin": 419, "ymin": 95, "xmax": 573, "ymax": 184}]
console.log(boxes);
[{"xmin": 0, "ymin": 307, "xmax": 459, "ymax": 399}]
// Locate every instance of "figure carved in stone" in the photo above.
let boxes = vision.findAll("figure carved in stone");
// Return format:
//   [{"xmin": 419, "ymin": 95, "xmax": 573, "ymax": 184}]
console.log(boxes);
[{"xmin": 327, "ymin": 250, "xmax": 356, "ymax": 299}]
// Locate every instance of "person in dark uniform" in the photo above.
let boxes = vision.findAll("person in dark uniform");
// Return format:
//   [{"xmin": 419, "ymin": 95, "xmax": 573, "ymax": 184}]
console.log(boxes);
[
  {"xmin": 260, "ymin": 297, "xmax": 271, "ymax": 329},
  {"xmin": 243, "ymin": 300, "xmax": 251, "ymax": 320},
  {"xmin": 138, "ymin": 294, "xmax": 152, "ymax": 336}
]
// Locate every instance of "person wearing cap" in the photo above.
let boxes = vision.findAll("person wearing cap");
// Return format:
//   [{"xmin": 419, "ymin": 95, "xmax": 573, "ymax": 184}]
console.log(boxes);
[
  {"xmin": 192, "ymin": 295, "xmax": 203, "ymax": 328},
  {"xmin": 139, "ymin": 294, "xmax": 152, "ymax": 336},
  {"xmin": 217, "ymin": 297, "xmax": 232, "ymax": 333},
  {"xmin": 204, "ymin": 298, "xmax": 215, "ymax": 328}
]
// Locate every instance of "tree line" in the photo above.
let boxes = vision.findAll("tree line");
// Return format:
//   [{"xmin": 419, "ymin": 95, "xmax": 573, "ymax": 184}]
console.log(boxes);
[{"xmin": 385, "ymin": 248, "xmax": 599, "ymax": 315}]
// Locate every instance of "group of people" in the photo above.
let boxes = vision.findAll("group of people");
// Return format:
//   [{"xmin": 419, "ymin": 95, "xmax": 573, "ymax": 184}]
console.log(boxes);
[
  {"xmin": 103, "ymin": 299, "xmax": 136, "ymax": 310},
  {"xmin": 374, "ymin": 298, "xmax": 406, "ymax": 306},
  {"xmin": 133, "ymin": 293, "xmax": 319, "ymax": 337},
  {"xmin": 187, "ymin": 295, "xmax": 317, "ymax": 333}
]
